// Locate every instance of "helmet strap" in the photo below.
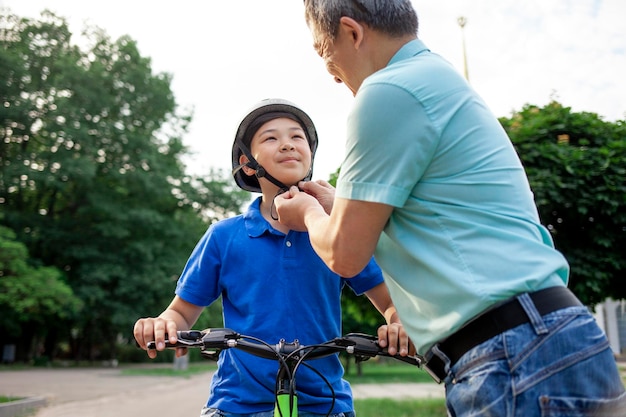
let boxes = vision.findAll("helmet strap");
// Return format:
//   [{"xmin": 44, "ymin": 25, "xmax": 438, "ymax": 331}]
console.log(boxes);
[{"xmin": 235, "ymin": 137, "xmax": 291, "ymax": 193}]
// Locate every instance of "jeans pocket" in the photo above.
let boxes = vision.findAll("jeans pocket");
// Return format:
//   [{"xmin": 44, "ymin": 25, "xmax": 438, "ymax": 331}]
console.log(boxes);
[{"xmin": 539, "ymin": 391, "xmax": 626, "ymax": 417}]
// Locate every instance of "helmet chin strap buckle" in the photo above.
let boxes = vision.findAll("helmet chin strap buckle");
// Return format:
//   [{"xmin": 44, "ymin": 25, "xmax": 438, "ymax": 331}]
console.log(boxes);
[
  {"xmin": 254, "ymin": 166, "xmax": 266, "ymax": 179},
  {"xmin": 255, "ymin": 165, "xmax": 289, "ymax": 193}
]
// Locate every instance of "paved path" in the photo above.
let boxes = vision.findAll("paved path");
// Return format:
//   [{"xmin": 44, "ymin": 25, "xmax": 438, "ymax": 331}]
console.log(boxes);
[{"xmin": 0, "ymin": 367, "xmax": 444, "ymax": 417}]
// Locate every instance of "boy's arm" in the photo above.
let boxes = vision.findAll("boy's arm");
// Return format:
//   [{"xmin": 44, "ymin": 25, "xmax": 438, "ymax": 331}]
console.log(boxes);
[
  {"xmin": 133, "ymin": 296, "xmax": 204, "ymax": 359},
  {"xmin": 364, "ymin": 282, "xmax": 415, "ymax": 357}
]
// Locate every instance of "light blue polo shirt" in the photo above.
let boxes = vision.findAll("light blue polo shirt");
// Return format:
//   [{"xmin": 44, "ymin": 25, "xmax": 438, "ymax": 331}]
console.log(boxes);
[
  {"xmin": 175, "ymin": 197, "xmax": 384, "ymax": 414},
  {"xmin": 336, "ymin": 39, "xmax": 569, "ymax": 355}
]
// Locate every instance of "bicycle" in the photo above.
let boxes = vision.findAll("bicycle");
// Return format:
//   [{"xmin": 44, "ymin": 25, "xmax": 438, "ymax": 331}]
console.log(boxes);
[{"xmin": 146, "ymin": 327, "xmax": 427, "ymax": 417}]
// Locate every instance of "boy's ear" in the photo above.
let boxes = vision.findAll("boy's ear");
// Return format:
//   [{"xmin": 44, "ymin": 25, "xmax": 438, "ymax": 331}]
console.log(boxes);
[{"xmin": 239, "ymin": 154, "xmax": 255, "ymax": 176}]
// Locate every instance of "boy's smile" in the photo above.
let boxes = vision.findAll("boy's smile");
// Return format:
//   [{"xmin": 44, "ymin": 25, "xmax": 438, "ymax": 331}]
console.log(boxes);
[{"xmin": 241, "ymin": 117, "xmax": 312, "ymax": 191}]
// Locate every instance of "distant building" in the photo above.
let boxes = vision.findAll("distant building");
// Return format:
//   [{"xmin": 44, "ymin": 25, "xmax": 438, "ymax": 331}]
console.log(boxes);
[{"xmin": 594, "ymin": 299, "xmax": 626, "ymax": 355}]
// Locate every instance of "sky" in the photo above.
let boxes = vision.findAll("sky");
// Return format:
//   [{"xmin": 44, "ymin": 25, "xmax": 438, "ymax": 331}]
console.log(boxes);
[{"xmin": 2, "ymin": 0, "xmax": 625, "ymax": 182}]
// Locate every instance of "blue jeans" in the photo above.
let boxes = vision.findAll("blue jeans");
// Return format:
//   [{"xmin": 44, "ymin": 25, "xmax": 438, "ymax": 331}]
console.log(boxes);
[
  {"xmin": 200, "ymin": 407, "xmax": 355, "ymax": 417},
  {"xmin": 434, "ymin": 293, "xmax": 626, "ymax": 416}
]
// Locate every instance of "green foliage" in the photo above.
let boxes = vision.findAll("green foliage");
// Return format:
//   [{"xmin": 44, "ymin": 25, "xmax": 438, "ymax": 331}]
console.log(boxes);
[
  {"xmin": 354, "ymin": 398, "xmax": 447, "ymax": 417},
  {"xmin": 193, "ymin": 297, "xmax": 226, "ymax": 329},
  {"xmin": 0, "ymin": 10, "xmax": 248, "ymax": 361},
  {"xmin": 500, "ymin": 101, "xmax": 626, "ymax": 304},
  {"xmin": 0, "ymin": 225, "xmax": 82, "ymax": 338}
]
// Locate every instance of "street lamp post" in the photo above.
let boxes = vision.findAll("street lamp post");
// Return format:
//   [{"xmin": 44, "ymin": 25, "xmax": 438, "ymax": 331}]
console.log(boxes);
[{"xmin": 457, "ymin": 16, "xmax": 469, "ymax": 82}]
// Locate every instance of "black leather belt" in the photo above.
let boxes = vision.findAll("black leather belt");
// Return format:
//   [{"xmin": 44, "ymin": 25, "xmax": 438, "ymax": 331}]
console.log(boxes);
[{"xmin": 424, "ymin": 286, "xmax": 582, "ymax": 383}]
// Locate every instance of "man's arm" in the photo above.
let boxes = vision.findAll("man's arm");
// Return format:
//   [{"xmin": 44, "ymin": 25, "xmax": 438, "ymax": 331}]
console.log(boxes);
[{"xmin": 276, "ymin": 186, "xmax": 393, "ymax": 277}]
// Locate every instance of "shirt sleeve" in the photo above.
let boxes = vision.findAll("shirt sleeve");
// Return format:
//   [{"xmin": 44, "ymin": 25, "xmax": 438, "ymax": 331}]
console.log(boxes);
[
  {"xmin": 175, "ymin": 226, "xmax": 222, "ymax": 307},
  {"xmin": 337, "ymin": 81, "xmax": 439, "ymax": 207},
  {"xmin": 344, "ymin": 257, "xmax": 385, "ymax": 295}
]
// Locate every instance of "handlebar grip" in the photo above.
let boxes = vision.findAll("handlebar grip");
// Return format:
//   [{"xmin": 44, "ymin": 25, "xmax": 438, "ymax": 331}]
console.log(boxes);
[
  {"xmin": 143, "ymin": 328, "xmax": 237, "ymax": 350},
  {"xmin": 342, "ymin": 332, "xmax": 423, "ymax": 367},
  {"xmin": 146, "ymin": 340, "xmax": 181, "ymax": 350},
  {"xmin": 145, "ymin": 330, "xmax": 205, "ymax": 350}
]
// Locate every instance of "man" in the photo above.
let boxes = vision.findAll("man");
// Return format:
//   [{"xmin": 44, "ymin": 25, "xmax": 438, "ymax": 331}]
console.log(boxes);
[{"xmin": 275, "ymin": 1, "xmax": 626, "ymax": 416}]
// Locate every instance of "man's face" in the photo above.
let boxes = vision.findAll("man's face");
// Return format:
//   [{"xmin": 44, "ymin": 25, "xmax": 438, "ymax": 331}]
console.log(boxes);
[{"xmin": 310, "ymin": 24, "xmax": 360, "ymax": 96}]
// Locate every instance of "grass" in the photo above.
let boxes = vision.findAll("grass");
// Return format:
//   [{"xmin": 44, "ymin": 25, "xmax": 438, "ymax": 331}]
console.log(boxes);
[
  {"xmin": 0, "ymin": 395, "xmax": 21, "ymax": 403},
  {"xmin": 343, "ymin": 358, "xmax": 434, "ymax": 384},
  {"xmin": 354, "ymin": 398, "xmax": 447, "ymax": 417}
]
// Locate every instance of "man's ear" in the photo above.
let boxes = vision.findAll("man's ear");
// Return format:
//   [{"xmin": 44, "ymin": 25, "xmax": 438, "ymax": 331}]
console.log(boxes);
[
  {"xmin": 239, "ymin": 154, "xmax": 256, "ymax": 176},
  {"xmin": 338, "ymin": 16, "xmax": 364, "ymax": 49}
]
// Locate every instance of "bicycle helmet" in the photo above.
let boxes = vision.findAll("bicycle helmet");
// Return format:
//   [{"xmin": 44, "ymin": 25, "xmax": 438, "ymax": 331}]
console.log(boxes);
[{"xmin": 232, "ymin": 98, "xmax": 318, "ymax": 193}]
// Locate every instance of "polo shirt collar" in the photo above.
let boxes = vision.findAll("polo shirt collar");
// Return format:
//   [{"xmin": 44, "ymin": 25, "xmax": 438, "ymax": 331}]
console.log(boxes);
[
  {"xmin": 243, "ymin": 197, "xmax": 282, "ymax": 237},
  {"xmin": 387, "ymin": 38, "xmax": 430, "ymax": 66}
]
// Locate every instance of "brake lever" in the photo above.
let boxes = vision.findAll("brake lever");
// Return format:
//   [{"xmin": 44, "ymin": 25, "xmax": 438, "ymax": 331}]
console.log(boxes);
[
  {"xmin": 341, "ymin": 333, "xmax": 379, "ymax": 356},
  {"xmin": 200, "ymin": 328, "xmax": 240, "ymax": 347},
  {"xmin": 341, "ymin": 332, "xmax": 424, "ymax": 367},
  {"xmin": 146, "ymin": 330, "xmax": 206, "ymax": 350}
]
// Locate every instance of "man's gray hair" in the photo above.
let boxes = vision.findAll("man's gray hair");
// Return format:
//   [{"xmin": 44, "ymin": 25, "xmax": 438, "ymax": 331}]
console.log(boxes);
[{"xmin": 304, "ymin": 0, "xmax": 418, "ymax": 40}]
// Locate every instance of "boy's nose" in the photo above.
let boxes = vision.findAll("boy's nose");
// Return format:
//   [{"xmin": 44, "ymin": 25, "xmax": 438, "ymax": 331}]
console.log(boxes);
[{"xmin": 281, "ymin": 142, "xmax": 295, "ymax": 151}]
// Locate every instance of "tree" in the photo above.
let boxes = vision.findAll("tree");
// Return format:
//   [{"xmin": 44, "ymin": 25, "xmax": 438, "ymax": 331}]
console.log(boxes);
[
  {"xmin": 0, "ymin": 225, "xmax": 82, "ymax": 361},
  {"xmin": 0, "ymin": 10, "xmax": 248, "ymax": 361},
  {"xmin": 500, "ymin": 101, "xmax": 626, "ymax": 305}
]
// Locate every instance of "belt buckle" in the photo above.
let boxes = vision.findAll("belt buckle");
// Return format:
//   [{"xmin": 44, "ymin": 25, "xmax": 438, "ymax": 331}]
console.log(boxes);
[
  {"xmin": 422, "ymin": 363, "xmax": 443, "ymax": 384},
  {"xmin": 421, "ymin": 350, "xmax": 444, "ymax": 384}
]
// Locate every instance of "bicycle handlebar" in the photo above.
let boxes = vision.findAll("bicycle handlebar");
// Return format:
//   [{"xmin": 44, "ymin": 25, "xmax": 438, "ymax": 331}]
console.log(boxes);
[
  {"xmin": 144, "ymin": 328, "xmax": 435, "ymax": 415},
  {"xmin": 146, "ymin": 328, "xmax": 424, "ymax": 368}
]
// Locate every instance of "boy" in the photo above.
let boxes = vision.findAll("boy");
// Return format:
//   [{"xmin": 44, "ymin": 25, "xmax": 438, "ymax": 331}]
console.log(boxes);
[{"xmin": 134, "ymin": 98, "xmax": 411, "ymax": 417}]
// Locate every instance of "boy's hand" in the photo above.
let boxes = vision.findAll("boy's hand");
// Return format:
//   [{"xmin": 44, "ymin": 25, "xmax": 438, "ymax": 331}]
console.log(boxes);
[
  {"xmin": 376, "ymin": 322, "xmax": 415, "ymax": 357},
  {"xmin": 133, "ymin": 317, "xmax": 181, "ymax": 359}
]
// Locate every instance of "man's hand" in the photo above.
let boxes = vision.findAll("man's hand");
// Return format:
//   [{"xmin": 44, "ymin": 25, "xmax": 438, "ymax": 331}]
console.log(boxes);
[
  {"xmin": 376, "ymin": 322, "xmax": 415, "ymax": 357},
  {"xmin": 299, "ymin": 180, "xmax": 335, "ymax": 214},
  {"xmin": 275, "ymin": 185, "xmax": 325, "ymax": 231}
]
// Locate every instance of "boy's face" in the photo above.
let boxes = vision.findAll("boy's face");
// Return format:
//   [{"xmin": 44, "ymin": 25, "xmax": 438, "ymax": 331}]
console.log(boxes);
[{"xmin": 240, "ymin": 117, "xmax": 312, "ymax": 190}]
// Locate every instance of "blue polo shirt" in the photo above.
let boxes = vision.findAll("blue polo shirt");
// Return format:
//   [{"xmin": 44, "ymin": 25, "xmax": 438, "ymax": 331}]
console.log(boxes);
[
  {"xmin": 175, "ymin": 197, "xmax": 383, "ymax": 414},
  {"xmin": 336, "ymin": 39, "xmax": 569, "ymax": 355}
]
